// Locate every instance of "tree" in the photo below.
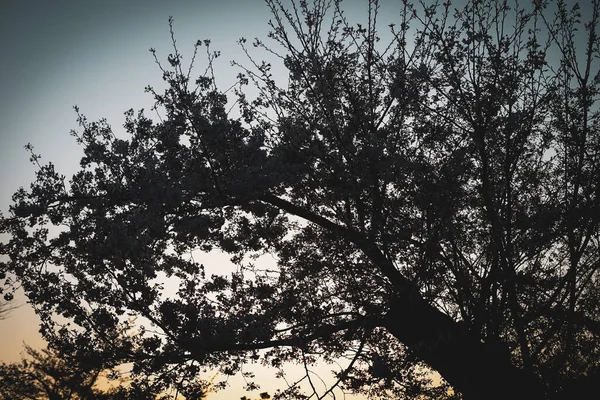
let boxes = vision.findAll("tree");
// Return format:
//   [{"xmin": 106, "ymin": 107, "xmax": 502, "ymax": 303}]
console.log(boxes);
[
  {"xmin": 1, "ymin": 0, "xmax": 600, "ymax": 398},
  {"xmin": 241, "ymin": 392, "xmax": 271, "ymax": 400},
  {"xmin": 0, "ymin": 299, "xmax": 20, "ymax": 320},
  {"xmin": 0, "ymin": 340, "xmax": 196, "ymax": 400},
  {"xmin": 0, "ymin": 344, "xmax": 123, "ymax": 400}
]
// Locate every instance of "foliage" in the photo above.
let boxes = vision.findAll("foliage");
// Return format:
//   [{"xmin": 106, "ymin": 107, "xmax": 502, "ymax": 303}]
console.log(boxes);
[
  {"xmin": 2, "ymin": 0, "xmax": 600, "ymax": 399},
  {"xmin": 241, "ymin": 392, "xmax": 271, "ymax": 400},
  {"xmin": 0, "ymin": 340, "xmax": 206, "ymax": 400},
  {"xmin": 0, "ymin": 344, "xmax": 122, "ymax": 400}
]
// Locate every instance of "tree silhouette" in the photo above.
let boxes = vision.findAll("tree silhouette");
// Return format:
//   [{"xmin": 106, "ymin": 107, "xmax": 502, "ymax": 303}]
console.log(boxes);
[
  {"xmin": 2, "ymin": 0, "xmax": 600, "ymax": 399},
  {"xmin": 241, "ymin": 392, "xmax": 271, "ymax": 400},
  {"xmin": 0, "ymin": 299, "xmax": 20, "ymax": 320},
  {"xmin": 0, "ymin": 340, "xmax": 200, "ymax": 400},
  {"xmin": 0, "ymin": 344, "xmax": 121, "ymax": 400}
]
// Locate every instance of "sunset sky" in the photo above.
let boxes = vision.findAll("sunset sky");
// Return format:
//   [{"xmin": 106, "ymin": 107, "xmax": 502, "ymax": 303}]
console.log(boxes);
[
  {"xmin": 2, "ymin": 0, "xmax": 594, "ymax": 398},
  {"xmin": 0, "ymin": 0, "xmax": 368, "ymax": 397}
]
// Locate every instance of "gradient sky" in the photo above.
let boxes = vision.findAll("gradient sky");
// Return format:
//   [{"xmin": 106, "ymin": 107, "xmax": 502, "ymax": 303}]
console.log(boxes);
[
  {"xmin": 1, "ymin": 0, "xmax": 593, "ymax": 398},
  {"xmin": 0, "ymin": 0, "xmax": 365, "ymax": 398}
]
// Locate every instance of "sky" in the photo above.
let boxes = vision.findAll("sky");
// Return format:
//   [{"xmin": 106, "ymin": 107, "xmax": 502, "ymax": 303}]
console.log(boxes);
[
  {"xmin": 0, "ymin": 0, "xmax": 366, "ymax": 398},
  {"xmin": 2, "ymin": 0, "xmax": 595, "ymax": 397}
]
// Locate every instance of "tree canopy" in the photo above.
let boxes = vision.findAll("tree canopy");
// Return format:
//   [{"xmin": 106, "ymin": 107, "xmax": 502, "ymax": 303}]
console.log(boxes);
[
  {"xmin": 0, "ymin": 344, "xmax": 121, "ymax": 400},
  {"xmin": 2, "ymin": 0, "xmax": 600, "ymax": 398}
]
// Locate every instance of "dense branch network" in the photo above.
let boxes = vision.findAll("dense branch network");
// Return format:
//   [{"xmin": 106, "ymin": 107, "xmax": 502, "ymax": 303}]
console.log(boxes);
[{"xmin": 1, "ymin": 0, "xmax": 600, "ymax": 399}]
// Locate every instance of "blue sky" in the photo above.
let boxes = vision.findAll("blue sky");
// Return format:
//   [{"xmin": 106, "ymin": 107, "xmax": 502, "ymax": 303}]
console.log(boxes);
[{"xmin": 0, "ymin": 0, "xmax": 272, "ymax": 211}]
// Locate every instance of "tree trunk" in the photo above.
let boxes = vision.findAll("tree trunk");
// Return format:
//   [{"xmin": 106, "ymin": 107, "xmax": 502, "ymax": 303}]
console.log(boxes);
[{"xmin": 384, "ymin": 294, "xmax": 546, "ymax": 400}]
